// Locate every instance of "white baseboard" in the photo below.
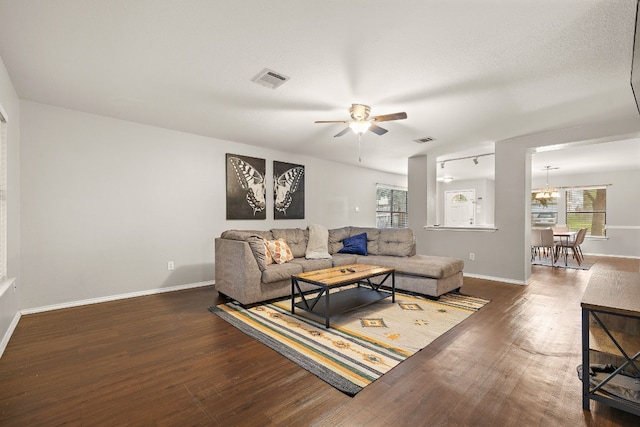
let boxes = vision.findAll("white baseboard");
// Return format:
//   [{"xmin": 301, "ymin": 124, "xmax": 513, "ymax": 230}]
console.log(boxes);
[
  {"xmin": 463, "ymin": 273, "xmax": 526, "ymax": 285},
  {"xmin": 464, "ymin": 253, "xmax": 640, "ymax": 286},
  {"xmin": 582, "ymin": 253, "xmax": 640, "ymax": 259},
  {"xmin": 0, "ymin": 310, "xmax": 21, "ymax": 359},
  {"xmin": 21, "ymin": 280, "xmax": 215, "ymax": 315}
]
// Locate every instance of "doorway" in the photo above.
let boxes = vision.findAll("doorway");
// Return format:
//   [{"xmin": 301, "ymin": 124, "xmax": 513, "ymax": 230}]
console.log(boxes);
[{"xmin": 444, "ymin": 189, "xmax": 476, "ymax": 227}]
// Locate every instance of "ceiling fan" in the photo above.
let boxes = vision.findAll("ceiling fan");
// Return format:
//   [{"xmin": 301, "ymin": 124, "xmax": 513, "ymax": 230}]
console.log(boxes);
[{"xmin": 315, "ymin": 104, "xmax": 407, "ymax": 137}]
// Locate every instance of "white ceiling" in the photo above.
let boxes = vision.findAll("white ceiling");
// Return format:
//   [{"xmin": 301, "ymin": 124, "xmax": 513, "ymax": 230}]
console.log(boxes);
[{"xmin": 1, "ymin": 0, "xmax": 640, "ymax": 176}]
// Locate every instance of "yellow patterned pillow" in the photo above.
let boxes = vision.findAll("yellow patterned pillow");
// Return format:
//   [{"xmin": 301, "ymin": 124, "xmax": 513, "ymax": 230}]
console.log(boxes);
[
  {"xmin": 266, "ymin": 238, "xmax": 294, "ymax": 264},
  {"xmin": 263, "ymin": 238, "xmax": 273, "ymax": 265}
]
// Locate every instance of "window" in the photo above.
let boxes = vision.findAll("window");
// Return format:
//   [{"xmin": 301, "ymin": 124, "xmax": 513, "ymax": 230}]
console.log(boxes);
[
  {"xmin": 376, "ymin": 186, "xmax": 408, "ymax": 228},
  {"xmin": 566, "ymin": 187, "xmax": 606, "ymax": 237},
  {"xmin": 531, "ymin": 193, "xmax": 558, "ymax": 227}
]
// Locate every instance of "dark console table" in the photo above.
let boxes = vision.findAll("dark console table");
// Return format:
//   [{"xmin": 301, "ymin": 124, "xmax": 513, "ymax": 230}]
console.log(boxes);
[{"xmin": 581, "ymin": 270, "xmax": 640, "ymax": 415}]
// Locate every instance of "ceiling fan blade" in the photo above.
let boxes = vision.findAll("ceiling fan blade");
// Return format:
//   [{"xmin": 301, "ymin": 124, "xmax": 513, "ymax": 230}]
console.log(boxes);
[
  {"xmin": 369, "ymin": 124, "xmax": 388, "ymax": 135},
  {"xmin": 334, "ymin": 127, "xmax": 351, "ymax": 137},
  {"xmin": 372, "ymin": 112, "xmax": 407, "ymax": 122},
  {"xmin": 315, "ymin": 120, "xmax": 349, "ymax": 124}
]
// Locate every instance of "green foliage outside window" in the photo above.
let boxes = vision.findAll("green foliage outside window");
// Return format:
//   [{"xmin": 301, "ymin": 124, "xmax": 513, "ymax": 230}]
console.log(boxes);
[
  {"xmin": 566, "ymin": 188, "xmax": 606, "ymax": 237},
  {"xmin": 376, "ymin": 187, "xmax": 408, "ymax": 228}
]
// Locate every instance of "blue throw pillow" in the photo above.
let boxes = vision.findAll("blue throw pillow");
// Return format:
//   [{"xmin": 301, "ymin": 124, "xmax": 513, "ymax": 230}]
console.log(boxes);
[{"xmin": 338, "ymin": 232, "xmax": 368, "ymax": 256}]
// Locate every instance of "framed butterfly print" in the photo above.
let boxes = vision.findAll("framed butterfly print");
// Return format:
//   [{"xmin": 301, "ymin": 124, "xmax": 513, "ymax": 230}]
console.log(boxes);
[
  {"xmin": 226, "ymin": 154, "xmax": 266, "ymax": 220},
  {"xmin": 273, "ymin": 161, "xmax": 305, "ymax": 219}
]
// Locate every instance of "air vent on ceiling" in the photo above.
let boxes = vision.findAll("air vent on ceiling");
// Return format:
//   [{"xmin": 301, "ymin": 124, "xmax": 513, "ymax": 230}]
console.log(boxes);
[
  {"xmin": 414, "ymin": 137, "xmax": 435, "ymax": 143},
  {"xmin": 251, "ymin": 68, "xmax": 290, "ymax": 89}
]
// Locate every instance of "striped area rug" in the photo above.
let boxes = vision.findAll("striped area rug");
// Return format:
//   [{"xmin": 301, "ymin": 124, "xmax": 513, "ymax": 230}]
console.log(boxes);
[{"xmin": 211, "ymin": 289, "xmax": 489, "ymax": 396}]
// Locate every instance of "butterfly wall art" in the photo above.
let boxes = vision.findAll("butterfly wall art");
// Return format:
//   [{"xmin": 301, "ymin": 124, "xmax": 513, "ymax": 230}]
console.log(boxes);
[
  {"xmin": 226, "ymin": 154, "xmax": 266, "ymax": 220},
  {"xmin": 273, "ymin": 161, "xmax": 305, "ymax": 219}
]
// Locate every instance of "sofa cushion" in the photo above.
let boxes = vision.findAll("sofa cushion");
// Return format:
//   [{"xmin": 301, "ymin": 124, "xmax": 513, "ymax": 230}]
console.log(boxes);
[
  {"xmin": 266, "ymin": 239, "xmax": 294, "ymax": 264},
  {"xmin": 357, "ymin": 255, "xmax": 464, "ymax": 279},
  {"xmin": 349, "ymin": 227, "xmax": 380, "ymax": 255},
  {"xmin": 271, "ymin": 228, "xmax": 308, "ymax": 258},
  {"xmin": 305, "ymin": 224, "xmax": 332, "ymax": 259},
  {"xmin": 246, "ymin": 236, "xmax": 271, "ymax": 271},
  {"xmin": 221, "ymin": 229, "xmax": 274, "ymax": 241},
  {"xmin": 338, "ymin": 233, "xmax": 368, "ymax": 255},
  {"xmin": 330, "ymin": 253, "xmax": 359, "ymax": 266},
  {"xmin": 290, "ymin": 258, "xmax": 333, "ymax": 272},
  {"xmin": 377, "ymin": 228, "xmax": 414, "ymax": 257},
  {"xmin": 328, "ymin": 227, "xmax": 350, "ymax": 254},
  {"xmin": 262, "ymin": 263, "xmax": 303, "ymax": 284}
]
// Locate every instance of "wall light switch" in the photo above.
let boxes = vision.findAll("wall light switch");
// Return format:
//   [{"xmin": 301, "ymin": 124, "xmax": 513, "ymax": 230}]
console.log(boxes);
[{"xmin": 355, "ymin": 207, "xmax": 360, "ymax": 213}]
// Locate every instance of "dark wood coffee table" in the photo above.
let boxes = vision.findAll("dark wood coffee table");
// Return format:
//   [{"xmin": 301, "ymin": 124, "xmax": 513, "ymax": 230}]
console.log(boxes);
[{"xmin": 291, "ymin": 264, "xmax": 395, "ymax": 328}]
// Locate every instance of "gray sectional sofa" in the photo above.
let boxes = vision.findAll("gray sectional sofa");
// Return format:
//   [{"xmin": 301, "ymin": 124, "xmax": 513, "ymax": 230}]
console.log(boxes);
[{"xmin": 214, "ymin": 226, "xmax": 464, "ymax": 305}]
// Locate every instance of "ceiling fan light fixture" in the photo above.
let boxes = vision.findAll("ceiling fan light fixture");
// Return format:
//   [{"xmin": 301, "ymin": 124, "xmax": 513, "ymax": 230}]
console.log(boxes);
[
  {"xmin": 349, "ymin": 120, "xmax": 371, "ymax": 135},
  {"xmin": 349, "ymin": 104, "xmax": 371, "ymax": 121}
]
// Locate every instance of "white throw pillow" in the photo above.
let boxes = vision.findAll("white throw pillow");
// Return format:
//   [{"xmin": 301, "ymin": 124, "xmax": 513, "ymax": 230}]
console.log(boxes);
[{"xmin": 305, "ymin": 224, "xmax": 332, "ymax": 259}]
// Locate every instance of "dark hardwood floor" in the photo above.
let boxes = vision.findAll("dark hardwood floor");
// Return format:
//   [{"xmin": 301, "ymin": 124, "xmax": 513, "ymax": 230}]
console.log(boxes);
[{"xmin": 1, "ymin": 256, "xmax": 639, "ymax": 426}]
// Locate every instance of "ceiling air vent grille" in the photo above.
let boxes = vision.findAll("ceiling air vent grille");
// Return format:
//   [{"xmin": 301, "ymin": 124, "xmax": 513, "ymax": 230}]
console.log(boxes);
[
  {"xmin": 251, "ymin": 68, "xmax": 290, "ymax": 89},
  {"xmin": 414, "ymin": 137, "xmax": 435, "ymax": 143}
]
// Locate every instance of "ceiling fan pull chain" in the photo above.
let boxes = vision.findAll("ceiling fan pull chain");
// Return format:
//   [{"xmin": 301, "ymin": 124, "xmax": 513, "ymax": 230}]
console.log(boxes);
[{"xmin": 358, "ymin": 134, "xmax": 362, "ymax": 162}]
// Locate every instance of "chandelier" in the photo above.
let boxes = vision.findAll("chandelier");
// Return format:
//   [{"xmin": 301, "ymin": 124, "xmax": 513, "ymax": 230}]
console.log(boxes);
[{"xmin": 535, "ymin": 166, "xmax": 559, "ymax": 199}]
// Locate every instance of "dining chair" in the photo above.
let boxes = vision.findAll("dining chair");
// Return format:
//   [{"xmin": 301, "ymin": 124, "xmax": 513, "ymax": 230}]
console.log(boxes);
[
  {"xmin": 539, "ymin": 228, "xmax": 558, "ymax": 264},
  {"xmin": 531, "ymin": 228, "xmax": 556, "ymax": 263},
  {"xmin": 558, "ymin": 228, "xmax": 587, "ymax": 266},
  {"xmin": 531, "ymin": 228, "xmax": 542, "ymax": 261},
  {"xmin": 573, "ymin": 228, "xmax": 587, "ymax": 264}
]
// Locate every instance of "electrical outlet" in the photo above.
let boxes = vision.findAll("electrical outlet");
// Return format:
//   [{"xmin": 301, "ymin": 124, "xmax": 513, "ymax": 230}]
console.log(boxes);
[
  {"xmin": 469, "ymin": 253, "xmax": 475, "ymax": 261},
  {"xmin": 168, "ymin": 261, "xmax": 175, "ymax": 271}
]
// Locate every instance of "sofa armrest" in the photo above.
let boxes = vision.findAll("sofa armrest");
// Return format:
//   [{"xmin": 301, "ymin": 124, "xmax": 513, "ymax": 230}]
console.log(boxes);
[{"xmin": 215, "ymin": 238, "xmax": 263, "ymax": 302}]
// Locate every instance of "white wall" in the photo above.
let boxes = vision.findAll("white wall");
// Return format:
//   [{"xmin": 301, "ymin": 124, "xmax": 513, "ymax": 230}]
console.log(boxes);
[
  {"xmin": 0, "ymin": 56, "xmax": 21, "ymax": 357},
  {"xmin": 19, "ymin": 101, "xmax": 406, "ymax": 310}
]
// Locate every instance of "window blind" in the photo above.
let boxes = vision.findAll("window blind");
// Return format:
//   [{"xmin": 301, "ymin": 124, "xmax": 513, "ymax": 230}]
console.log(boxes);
[
  {"xmin": 566, "ymin": 187, "xmax": 606, "ymax": 237},
  {"xmin": 376, "ymin": 185, "xmax": 408, "ymax": 228}
]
